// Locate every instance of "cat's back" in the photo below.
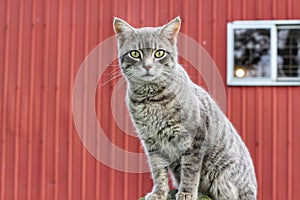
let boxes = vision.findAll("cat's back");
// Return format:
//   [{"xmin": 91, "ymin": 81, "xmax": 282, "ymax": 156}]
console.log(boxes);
[{"xmin": 190, "ymin": 85, "xmax": 258, "ymax": 197}]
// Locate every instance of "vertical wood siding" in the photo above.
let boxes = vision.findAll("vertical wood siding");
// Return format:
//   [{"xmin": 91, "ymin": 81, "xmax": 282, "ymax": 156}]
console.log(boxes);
[{"xmin": 1, "ymin": 0, "xmax": 300, "ymax": 199}]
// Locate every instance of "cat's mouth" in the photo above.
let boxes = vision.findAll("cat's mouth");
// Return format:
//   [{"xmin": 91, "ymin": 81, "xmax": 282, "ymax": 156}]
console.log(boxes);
[
  {"xmin": 139, "ymin": 72, "xmax": 158, "ymax": 82},
  {"xmin": 143, "ymin": 72, "xmax": 153, "ymax": 77}
]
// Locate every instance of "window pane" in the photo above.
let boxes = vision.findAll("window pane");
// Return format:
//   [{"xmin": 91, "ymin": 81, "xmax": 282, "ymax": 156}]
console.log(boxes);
[
  {"xmin": 234, "ymin": 29, "xmax": 271, "ymax": 78},
  {"xmin": 277, "ymin": 28, "xmax": 300, "ymax": 77}
]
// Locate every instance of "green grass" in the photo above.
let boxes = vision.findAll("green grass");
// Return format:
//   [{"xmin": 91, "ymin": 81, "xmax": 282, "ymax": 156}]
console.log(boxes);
[{"xmin": 139, "ymin": 190, "xmax": 211, "ymax": 200}]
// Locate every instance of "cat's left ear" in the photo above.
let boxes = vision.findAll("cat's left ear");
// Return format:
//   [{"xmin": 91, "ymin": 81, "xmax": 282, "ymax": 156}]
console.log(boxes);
[
  {"xmin": 160, "ymin": 16, "xmax": 181, "ymax": 45},
  {"xmin": 113, "ymin": 17, "xmax": 135, "ymax": 46}
]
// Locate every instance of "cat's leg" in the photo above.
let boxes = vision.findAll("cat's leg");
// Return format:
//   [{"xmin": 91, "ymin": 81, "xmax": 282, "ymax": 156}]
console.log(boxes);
[
  {"xmin": 169, "ymin": 159, "xmax": 181, "ymax": 188},
  {"xmin": 208, "ymin": 163, "xmax": 256, "ymax": 200},
  {"xmin": 176, "ymin": 152, "xmax": 202, "ymax": 200},
  {"xmin": 208, "ymin": 174, "xmax": 239, "ymax": 200},
  {"xmin": 238, "ymin": 177, "xmax": 257, "ymax": 200},
  {"xmin": 239, "ymin": 192, "xmax": 256, "ymax": 200},
  {"xmin": 145, "ymin": 152, "xmax": 169, "ymax": 200}
]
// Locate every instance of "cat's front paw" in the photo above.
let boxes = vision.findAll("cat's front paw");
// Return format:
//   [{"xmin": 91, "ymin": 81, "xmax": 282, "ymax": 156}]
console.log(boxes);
[
  {"xmin": 145, "ymin": 192, "xmax": 167, "ymax": 200},
  {"xmin": 176, "ymin": 192, "xmax": 194, "ymax": 200}
]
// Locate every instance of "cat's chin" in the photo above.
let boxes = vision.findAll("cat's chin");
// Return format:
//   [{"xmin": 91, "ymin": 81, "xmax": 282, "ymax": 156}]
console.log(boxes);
[{"xmin": 134, "ymin": 75, "xmax": 159, "ymax": 83}]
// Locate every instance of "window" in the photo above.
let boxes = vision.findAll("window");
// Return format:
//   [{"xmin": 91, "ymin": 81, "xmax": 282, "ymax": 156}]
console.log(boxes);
[{"xmin": 227, "ymin": 20, "xmax": 300, "ymax": 86}]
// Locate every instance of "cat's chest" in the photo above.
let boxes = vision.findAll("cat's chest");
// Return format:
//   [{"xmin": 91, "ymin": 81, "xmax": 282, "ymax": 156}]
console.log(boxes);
[
  {"xmin": 131, "ymin": 103, "xmax": 172, "ymax": 129},
  {"xmin": 129, "ymin": 100, "xmax": 181, "ymax": 134},
  {"xmin": 130, "ymin": 102, "xmax": 191, "ymax": 158}
]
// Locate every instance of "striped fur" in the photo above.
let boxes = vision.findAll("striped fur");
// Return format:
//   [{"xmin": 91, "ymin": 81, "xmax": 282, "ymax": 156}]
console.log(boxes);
[{"xmin": 114, "ymin": 17, "xmax": 257, "ymax": 200}]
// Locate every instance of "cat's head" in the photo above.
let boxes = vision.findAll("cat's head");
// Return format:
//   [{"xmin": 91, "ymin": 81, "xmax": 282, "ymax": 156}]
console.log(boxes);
[{"xmin": 113, "ymin": 17, "xmax": 181, "ymax": 84}]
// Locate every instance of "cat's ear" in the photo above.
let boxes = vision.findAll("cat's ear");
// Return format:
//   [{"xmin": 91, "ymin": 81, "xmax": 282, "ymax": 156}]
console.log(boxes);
[
  {"xmin": 113, "ymin": 17, "xmax": 135, "ymax": 46},
  {"xmin": 160, "ymin": 16, "xmax": 181, "ymax": 45}
]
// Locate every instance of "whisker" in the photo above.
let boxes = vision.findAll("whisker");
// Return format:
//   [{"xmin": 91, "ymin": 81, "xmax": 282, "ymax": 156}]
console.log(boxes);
[
  {"xmin": 103, "ymin": 67, "xmax": 121, "ymax": 76},
  {"xmin": 114, "ymin": 77, "xmax": 130, "ymax": 91},
  {"xmin": 98, "ymin": 74, "xmax": 123, "ymax": 88},
  {"xmin": 103, "ymin": 72, "xmax": 122, "ymax": 80},
  {"xmin": 160, "ymin": 71, "xmax": 186, "ymax": 83},
  {"xmin": 180, "ymin": 64, "xmax": 193, "ymax": 67}
]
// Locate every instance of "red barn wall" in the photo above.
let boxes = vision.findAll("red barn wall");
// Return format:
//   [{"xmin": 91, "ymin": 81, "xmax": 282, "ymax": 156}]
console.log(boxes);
[{"xmin": 1, "ymin": 0, "xmax": 300, "ymax": 199}]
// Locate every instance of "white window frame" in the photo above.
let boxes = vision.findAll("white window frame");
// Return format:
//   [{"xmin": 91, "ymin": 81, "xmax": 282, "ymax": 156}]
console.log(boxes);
[{"xmin": 227, "ymin": 20, "xmax": 300, "ymax": 86}]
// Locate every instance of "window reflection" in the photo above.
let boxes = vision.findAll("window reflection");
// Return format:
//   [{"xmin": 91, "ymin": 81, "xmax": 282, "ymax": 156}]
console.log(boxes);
[
  {"xmin": 234, "ymin": 29, "xmax": 271, "ymax": 78},
  {"xmin": 277, "ymin": 28, "xmax": 300, "ymax": 77}
]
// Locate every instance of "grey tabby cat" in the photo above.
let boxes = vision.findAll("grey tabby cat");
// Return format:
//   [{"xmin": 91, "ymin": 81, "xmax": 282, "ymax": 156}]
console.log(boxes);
[{"xmin": 113, "ymin": 17, "xmax": 257, "ymax": 200}]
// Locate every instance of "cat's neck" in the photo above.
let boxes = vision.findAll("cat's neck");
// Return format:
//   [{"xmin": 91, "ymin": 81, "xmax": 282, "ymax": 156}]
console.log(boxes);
[
  {"xmin": 130, "ymin": 82, "xmax": 166, "ymax": 96},
  {"xmin": 127, "ymin": 82, "xmax": 176, "ymax": 105}
]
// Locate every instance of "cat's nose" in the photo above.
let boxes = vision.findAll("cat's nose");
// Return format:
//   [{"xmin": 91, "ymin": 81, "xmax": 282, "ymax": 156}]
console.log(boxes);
[{"xmin": 144, "ymin": 65, "xmax": 152, "ymax": 71}]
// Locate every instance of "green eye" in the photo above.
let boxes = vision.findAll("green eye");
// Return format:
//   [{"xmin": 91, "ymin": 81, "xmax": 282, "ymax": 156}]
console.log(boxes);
[
  {"xmin": 129, "ymin": 50, "xmax": 141, "ymax": 58},
  {"xmin": 154, "ymin": 50, "xmax": 165, "ymax": 58}
]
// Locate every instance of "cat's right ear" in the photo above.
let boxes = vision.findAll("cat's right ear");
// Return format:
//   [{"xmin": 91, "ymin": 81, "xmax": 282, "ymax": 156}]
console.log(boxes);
[
  {"xmin": 113, "ymin": 17, "xmax": 135, "ymax": 46},
  {"xmin": 160, "ymin": 16, "xmax": 181, "ymax": 45}
]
